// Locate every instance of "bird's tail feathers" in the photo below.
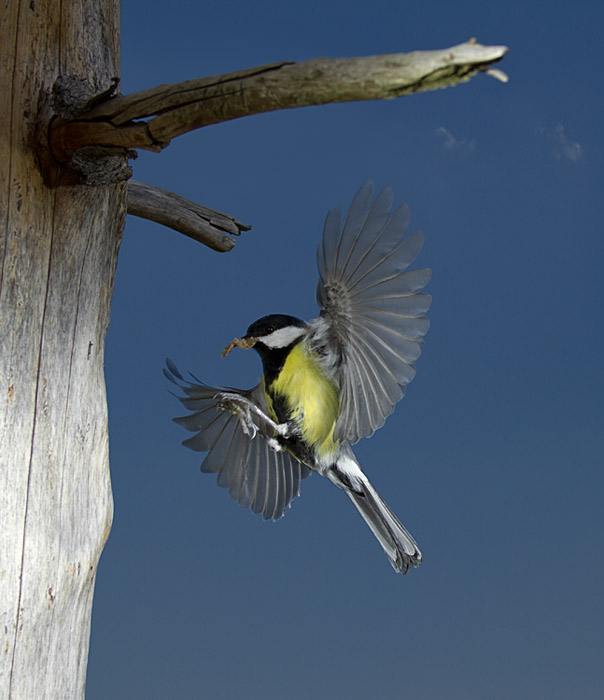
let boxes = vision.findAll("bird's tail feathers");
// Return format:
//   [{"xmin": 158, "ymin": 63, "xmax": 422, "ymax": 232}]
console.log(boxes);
[{"xmin": 329, "ymin": 457, "xmax": 422, "ymax": 574}]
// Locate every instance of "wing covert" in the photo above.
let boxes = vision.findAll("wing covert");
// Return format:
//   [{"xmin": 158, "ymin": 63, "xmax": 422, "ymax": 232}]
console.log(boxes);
[
  {"xmin": 164, "ymin": 360, "xmax": 310, "ymax": 520},
  {"xmin": 311, "ymin": 182, "xmax": 431, "ymax": 444}
]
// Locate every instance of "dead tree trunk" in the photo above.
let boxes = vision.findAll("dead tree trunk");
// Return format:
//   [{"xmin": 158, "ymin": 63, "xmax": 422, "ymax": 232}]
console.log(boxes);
[{"xmin": 0, "ymin": 2, "xmax": 124, "ymax": 699}]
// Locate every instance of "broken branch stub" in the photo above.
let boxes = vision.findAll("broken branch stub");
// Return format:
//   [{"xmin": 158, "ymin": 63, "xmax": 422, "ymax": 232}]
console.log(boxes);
[{"xmin": 127, "ymin": 181, "xmax": 250, "ymax": 253}]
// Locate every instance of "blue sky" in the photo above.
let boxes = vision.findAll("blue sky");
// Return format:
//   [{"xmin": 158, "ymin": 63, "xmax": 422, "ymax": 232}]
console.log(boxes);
[{"xmin": 87, "ymin": 2, "xmax": 604, "ymax": 698}]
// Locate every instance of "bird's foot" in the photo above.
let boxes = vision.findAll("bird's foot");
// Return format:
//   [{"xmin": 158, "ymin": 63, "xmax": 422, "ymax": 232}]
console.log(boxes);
[
  {"xmin": 215, "ymin": 392, "xmax": 258, "ymax": 438},
  {"xmin": 214, "ymin": 392, "xmax": 294, "ymax": 444}
]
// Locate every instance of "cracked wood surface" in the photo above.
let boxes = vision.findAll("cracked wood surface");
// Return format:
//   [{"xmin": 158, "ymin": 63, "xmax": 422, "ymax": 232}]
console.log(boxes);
[
  {"xmin": 0, "ymin": 1, "xmax": 125, "ymax": 698},
  {"xmin": 50, "ymin": 42, "xmax": 508, "ymax": 161}
]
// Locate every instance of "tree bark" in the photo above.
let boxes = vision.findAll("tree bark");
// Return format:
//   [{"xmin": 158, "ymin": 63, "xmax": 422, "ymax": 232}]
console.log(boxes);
[{"xmin": 0, "ymin": 2, "xmax": 124, "ymax": 699}]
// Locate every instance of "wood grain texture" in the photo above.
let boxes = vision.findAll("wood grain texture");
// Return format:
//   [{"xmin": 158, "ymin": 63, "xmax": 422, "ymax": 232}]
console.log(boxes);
[
  {"xmin": 0, "ymin": 2, "xmax": 124, "ymax": 698},
  {"xmin": 127, "ymin": 180, "xmax": 250, "ymax": 252},
  {"xmin": 49, "ymin": 42, "xmax": 508, "ymax": 159}
]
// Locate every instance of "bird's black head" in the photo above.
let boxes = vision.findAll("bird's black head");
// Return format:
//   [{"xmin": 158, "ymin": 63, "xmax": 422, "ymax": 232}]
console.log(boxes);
[
  {"xmin": 244, "ymin": 314, "xmax": 308, "ymax": 380},
  {"xmin": 245, "ymin": 314, "xmax": 307, "ymax": 345}
]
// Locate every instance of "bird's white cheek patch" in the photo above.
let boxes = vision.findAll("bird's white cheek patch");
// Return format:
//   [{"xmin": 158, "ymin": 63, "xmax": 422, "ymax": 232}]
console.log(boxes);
[{"xmin": 262, "ymin": 326, "xmax": 307, "ymax": 349}]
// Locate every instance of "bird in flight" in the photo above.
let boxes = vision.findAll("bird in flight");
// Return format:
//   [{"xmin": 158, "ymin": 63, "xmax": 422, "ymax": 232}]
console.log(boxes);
[{"xmin": 165, "ymin": 181, "xmax": 431, "ymax": 573}]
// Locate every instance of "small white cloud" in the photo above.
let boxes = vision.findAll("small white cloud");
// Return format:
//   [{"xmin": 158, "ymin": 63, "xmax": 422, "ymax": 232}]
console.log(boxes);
[
  {"xmin": 542, "ymin": 123, "xmax": 583, "ymax": 163},
  {"xmin": 436, "ymin": 126, "xmax": 476, "ymax": 151}
]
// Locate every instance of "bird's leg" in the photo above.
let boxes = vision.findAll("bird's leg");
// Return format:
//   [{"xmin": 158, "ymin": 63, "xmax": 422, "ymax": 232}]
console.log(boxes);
[{"xmin": 214, "ymin": 392, "xmax": 295, "ymax": 443}]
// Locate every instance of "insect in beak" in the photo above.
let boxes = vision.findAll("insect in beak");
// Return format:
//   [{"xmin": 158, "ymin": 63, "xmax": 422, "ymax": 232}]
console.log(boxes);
[{"xmin": 221, "ymin": 336, "xmax": 257, "ymax": 358}]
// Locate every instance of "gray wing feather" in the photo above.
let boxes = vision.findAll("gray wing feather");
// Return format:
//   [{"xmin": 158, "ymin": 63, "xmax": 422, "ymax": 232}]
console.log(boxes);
[
  {"xmin": 312, "ymin": 182, "xmax": 431, "ymax": 444},
  {"xmin": 164, "ymin": 360, "xmax": 309, "ymax": 520}
]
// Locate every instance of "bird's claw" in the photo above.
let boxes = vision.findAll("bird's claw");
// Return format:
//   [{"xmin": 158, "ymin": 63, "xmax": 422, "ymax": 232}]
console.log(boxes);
[
  {"xmin": 239, "ymin": 405, "xmax": 257, "ymax": 439},
  {"xmin": 214, "ymin": 391, "xmax": 293, "ymax": 446},
  {"xmin": 215, "ymin": 392, "xmax": 257, "ymax": 437}
]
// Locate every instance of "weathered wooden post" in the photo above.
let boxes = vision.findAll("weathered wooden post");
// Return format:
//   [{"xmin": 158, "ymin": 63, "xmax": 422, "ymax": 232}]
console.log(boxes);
[{"xmin": 1, "ymin": 2, "xmax": 124, "ymax": 698}]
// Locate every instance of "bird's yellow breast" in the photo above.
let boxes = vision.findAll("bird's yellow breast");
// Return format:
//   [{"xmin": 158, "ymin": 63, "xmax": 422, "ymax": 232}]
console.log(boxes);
[{"xmin": 266, "ymin": 342, "xmax": 339, "ymax": 458}]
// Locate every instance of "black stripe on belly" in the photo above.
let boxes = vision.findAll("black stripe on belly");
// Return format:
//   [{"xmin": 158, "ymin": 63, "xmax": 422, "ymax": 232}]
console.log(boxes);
[{"xmin": 268, "ymin": 388, "xmax": 316, "ymax": 469}]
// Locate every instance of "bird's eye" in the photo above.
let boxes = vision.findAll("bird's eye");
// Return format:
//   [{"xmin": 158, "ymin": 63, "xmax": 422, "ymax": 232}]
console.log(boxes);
[{"xmin": 265, "ymin": 326, "xmax": 275, "ymax": 334}]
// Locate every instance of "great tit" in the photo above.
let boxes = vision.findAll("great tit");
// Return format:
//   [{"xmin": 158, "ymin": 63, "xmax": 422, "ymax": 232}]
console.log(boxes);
[{"xmin": 165, "ymin": 181, "xmax": 431, "ymax": 574}]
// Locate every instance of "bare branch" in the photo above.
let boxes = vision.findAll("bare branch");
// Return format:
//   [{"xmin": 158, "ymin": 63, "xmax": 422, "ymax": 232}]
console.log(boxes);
[
  {"xmin": 126, "ymin": 180, "xmax": 250, "ymax": 253},
  {"xmin": 50, "ymin": 41, "xmax": 508, "ymax": 161}
]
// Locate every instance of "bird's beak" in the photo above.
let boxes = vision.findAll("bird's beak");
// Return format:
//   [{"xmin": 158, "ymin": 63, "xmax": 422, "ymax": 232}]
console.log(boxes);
[{"xmin": 221, "ymin": 335, "xmax": 257, "ymax": 358}]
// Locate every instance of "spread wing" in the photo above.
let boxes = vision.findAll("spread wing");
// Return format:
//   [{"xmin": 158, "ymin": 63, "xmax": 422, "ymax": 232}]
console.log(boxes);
[
  {"xmin": 164, "ymin": 359, "xmax": 310, "ymax": 520},
  {"xmin": 312, "ymin": 181, "xmax": 431, "ymax": 444}
]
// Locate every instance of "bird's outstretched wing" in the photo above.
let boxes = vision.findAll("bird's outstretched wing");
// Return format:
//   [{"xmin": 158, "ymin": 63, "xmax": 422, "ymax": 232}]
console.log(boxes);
[
  {"xmin": 312, "ymin": 181, "xmax": 431, "ymax": 444},
  {"xmin": 164, "ymin": 359, "xmax": 310, "ymax": 520}
]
